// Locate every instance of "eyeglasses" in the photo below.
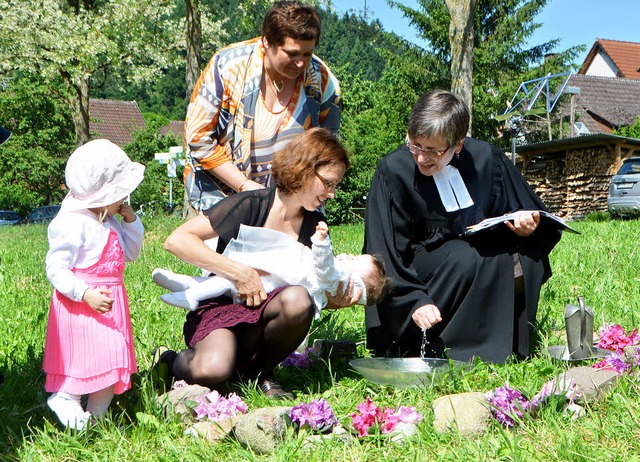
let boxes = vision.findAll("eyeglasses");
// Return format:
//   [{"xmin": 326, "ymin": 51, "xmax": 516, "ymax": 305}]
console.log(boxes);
[
  {"xmin": 314, "ymin": 171, "xmax": 339, "ymax": 192},
  {"xmin": 406, "ymin": 142, "xmax": 451, "ymax": 158}
]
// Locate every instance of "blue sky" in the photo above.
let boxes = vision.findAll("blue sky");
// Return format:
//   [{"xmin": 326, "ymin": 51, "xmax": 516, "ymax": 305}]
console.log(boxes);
[{"xmin": 330, "ymin": 0, "xmax": 640, "ymax": 64}]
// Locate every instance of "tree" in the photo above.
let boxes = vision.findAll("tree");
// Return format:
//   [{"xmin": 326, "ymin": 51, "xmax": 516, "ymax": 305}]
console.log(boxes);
[
  {"xmin": 388, "ymin": 0, "xmax": 581, "ymax": 144},
  {"xmin": 185, "ymin": 0, "xmax": 203, "ymax": 101},
  {"xmin": 615, "ymin": 118, "xmax": 640, "ymax": 139},
  {"xmin": 0, "ymin": 74, "xmax": 75, "ymax": 213},
  {"xmin": 444, "ymin": 0, "xmax": 475, "ymax": 130},
  {"xmin": 0, "ymin": 0, "xmax": 224, "ymax": 146}
]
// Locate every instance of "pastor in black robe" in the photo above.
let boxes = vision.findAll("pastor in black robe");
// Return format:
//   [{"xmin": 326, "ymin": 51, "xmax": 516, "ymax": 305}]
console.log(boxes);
[{"xmin": 363, "ymin": 138, "xmax": 562, "ymax": 363}]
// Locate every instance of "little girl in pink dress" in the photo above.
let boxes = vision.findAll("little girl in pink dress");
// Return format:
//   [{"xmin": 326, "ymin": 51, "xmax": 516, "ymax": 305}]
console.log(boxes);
[{"xmin": 43, "ymin": 139, "xmax": 145, "ymax": 430}]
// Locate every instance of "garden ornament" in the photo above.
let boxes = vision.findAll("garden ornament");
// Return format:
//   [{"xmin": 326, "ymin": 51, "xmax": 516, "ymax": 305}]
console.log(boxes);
[{"xmin": 564, "ymin": 296, "xmax": 595, "ymax": 360}]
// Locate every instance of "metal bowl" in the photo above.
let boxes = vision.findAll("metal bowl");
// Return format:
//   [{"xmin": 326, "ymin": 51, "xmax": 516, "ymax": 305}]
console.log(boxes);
[
  {"xmin": 349, "ymin": 357, "xmax": 472, "ymax": 388},
  {"xmin": 544, "ymin": 345, "xmax": 610, "ymax": 363}
]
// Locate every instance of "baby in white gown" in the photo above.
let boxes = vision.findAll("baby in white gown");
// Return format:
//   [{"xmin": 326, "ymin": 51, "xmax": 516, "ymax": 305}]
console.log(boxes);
[{"xmin": 153, "ymin": 222, "xmax": 389, "ymax": 316}]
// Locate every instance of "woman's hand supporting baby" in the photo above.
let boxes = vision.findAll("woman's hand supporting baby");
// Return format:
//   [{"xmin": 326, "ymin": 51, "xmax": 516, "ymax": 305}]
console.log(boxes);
[{"xmin": 234, "ymin": 266, "xmax": 268, "ymax": 308}]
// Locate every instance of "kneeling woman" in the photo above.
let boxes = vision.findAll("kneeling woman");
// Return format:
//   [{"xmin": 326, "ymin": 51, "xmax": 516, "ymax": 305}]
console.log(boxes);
[{"xmin": 161, "ymin": 128, "xmax": 358, "ymax": 397}]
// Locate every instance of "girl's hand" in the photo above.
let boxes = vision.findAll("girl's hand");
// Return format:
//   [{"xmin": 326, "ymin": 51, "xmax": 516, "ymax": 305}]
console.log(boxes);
[
  {"xmin": 325, "ymin": 280, "xmax": 362, "ymax": 309},
  {"xmin": 505, "ymin": 210, "xmax": 540, "ymax": 237},
  {"xmin": 118, "ymin": 204, "xmax": 136, "ymax": 223},
  {"xmin": 412, "ymin": 304, "xmax": 442, "ymax": 330},
  {"xmin": 83, "ymin": 288, "xmax": 114, "ymax": 314},
  {"xmin": 235, "ymin": 267, "xmax": 268, "ymax": 308}
]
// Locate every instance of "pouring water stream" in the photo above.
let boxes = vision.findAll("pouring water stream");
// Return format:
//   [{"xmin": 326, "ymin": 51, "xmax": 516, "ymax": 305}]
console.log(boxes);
[{"xmin": 420, "ymin": 328, "xmax": 430, "ymax": 358}]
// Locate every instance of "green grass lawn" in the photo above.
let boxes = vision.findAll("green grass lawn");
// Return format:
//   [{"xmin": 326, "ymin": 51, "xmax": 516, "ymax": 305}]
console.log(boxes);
[{"xmin": 1, "ymin": 214, "xmax": 639, "ymax": 461}]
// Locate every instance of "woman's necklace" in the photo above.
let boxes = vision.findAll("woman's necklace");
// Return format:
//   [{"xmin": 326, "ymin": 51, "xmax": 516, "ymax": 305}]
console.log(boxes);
[
  {"xmin": 270, "ymin": 77, "xmax": 284, "ymax": 93},
  {"xmin": 264, "ymin": 57, "xmax": 285, "ymax": 94}
]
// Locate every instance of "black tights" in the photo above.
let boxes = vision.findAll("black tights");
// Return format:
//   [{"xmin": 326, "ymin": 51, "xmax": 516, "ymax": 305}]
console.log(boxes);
[{"xmin": 172, "ymin": 286, "xmax": 314, "ymax": 388}]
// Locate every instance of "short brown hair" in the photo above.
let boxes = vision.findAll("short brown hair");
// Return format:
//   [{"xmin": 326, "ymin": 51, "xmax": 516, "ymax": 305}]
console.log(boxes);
[
  {"xmin": 262, "ymin": 1, "xmax": 321, "ymax": 48},
  {"xmin": 272, "ymin": 128, "xmax": 349, "ymax": 195},
  {"xmin": 364, "ymin": 255, "xmax": 392, "ymax": 306}
]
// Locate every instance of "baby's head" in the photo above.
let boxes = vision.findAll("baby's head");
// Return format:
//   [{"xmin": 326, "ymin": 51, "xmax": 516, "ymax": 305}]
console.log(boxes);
[{"xmin": 337, "ymin": 253, "xmax": 391, "ymax": 306}]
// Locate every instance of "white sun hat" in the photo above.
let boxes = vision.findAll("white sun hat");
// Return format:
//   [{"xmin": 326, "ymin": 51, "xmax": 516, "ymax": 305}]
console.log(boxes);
[{"xmin": 61, "ymin": 139, "xmax": 145, "ymax": 211}]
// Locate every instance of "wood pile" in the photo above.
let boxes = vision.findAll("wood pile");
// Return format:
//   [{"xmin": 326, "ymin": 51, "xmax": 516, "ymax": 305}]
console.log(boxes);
[{"xmin": 521, "ymin": 146, "xmax": 617, "ymax": 220}]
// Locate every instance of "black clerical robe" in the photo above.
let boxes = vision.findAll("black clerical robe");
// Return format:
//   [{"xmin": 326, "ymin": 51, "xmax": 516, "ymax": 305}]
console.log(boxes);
[{"xmin": 363, "ymin": 138, "xmax": 562, "ymax": 363}]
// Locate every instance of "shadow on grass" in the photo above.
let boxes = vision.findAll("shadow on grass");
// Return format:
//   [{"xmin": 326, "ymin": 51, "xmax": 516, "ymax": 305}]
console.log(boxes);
[{"xmin": 0, "ymin": 348, "xmax": 164, "ymax": 461}]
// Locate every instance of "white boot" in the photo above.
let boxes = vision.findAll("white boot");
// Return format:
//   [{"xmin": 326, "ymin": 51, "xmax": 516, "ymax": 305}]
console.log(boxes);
[
  {"xmin": 47, "ymin": 392, "xmax": 92, "ymax": 430},
  {"xmin": 160, "ymin": 291, "xmax": 199, "ymax": 311}
]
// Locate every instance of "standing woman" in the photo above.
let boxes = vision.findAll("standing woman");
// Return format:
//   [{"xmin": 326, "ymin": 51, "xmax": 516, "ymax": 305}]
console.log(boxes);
[
  {"xmin": 184, "ymin": 1, "xmax": 341, "ymax": 212},
  {"xmin": 364, "ymin": 90, "xmax": 562, "ymax": 364},
  {"xmin": 160, "ymin": 128, "xmax": 358, "ymax": 398}
]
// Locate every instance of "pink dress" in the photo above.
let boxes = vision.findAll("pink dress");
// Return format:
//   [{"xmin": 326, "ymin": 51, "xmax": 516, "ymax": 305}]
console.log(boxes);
[{"xmin": 43, "ymin": 230, "xmax": 137, "ymax": 395}]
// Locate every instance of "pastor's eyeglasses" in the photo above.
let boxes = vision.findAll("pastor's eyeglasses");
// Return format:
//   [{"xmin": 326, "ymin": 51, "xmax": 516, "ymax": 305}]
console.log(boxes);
[{"xmin": 405, "ymin": 142, "xmax": 451, "ymax": 158}]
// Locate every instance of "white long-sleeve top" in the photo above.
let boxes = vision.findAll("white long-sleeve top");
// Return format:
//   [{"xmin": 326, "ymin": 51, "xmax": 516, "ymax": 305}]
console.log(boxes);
[{"xmin": 45, "ymin": 209, "xmax": 144, "ymax": 301}]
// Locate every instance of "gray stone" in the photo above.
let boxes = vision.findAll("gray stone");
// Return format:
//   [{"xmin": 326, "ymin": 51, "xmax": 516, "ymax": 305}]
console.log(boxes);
[
  {"xmin": 233, "ymin": 406, "xmax": 292, "ymax": 455},
  {"xmin": 622, "ymin": 345, "xmax": 640, "ymax": 363},
  {"xmin": 563, "ymin": 403, "xmax": 586, "ymax": 420},
  {"xmin": 556, "ymin": 366, "xmax": 619, "ymax": 403},
  {"xmin": 156, "ymin": 384, "xmax": 211, "ymax": 420},
  {"xmin": 185, "ymin": 416, "xmax": 240, "ymax": 443},
  {"xmin": 432, "ymin": 392, "xmax": 491, "ymax": 436},
  {"xmin": 390, "ymin": 422, "xmax": 419, "ymax": 442},
  {"xmin": 301, "ymin": 425, "xmax": 356, "ymax": 449}
]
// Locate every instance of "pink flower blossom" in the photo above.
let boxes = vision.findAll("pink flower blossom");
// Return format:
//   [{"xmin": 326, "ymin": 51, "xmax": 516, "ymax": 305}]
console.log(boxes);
[
  {"xmin": 171, "ymin": 380, "xmax": 188, "ymax": 389},
  {"xmin": 289, "ymin": 398, "xmax": 337, "ymax": 432},
  {"xmin": 486, "ymin": 384, "xmax": 531, "ymax": 427},
  {"xmin": 531, "ymin": 377, "xmax": 582, "ymax": 408},
  {"xmin": 593, "ymin": 353, "xmax": 631, "ymax": 375},
  {"xmin": 350, "ymin": 398, "xmax": 422, "ymax": 437},
  {"xmin": 597, "ymin": 324, "xmax": 639, "ymax": 353},
  {"xmin": 351, "ymin": 398, "xmax": 382, "ymax": 437},
  {"xmin": 193, "ymin": 390, "xmax": 248, "ymax": 422}
]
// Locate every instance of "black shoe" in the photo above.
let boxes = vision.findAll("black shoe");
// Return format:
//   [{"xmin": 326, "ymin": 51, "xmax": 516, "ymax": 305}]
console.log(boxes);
[{"xmin": 151, "ymin": 347, "xmax": 177, "ymax": 393}]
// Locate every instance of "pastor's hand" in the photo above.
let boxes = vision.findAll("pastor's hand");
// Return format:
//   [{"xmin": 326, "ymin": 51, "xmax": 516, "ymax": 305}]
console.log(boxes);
[
  {"xmin": 505, "ymin": 210, "xmax": 540, "ymax": 237},
  {"xmin": 412, "ymin": 304, "xmax": 442, "ymax": 329}
]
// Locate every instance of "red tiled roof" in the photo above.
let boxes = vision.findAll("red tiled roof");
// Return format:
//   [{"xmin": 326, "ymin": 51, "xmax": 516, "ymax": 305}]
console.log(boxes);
[
  {"xmin": 557, "ymin": 74, "xmax": 640, "ymax": 134},
  {"xmin": 159, "ymin": 120, "xmax": 185, "ymax": 144},
  {"xmin": 579, "ymin": 39, "xmax": 640, "ymax": 80},
  {"xmin": 89, "ymin": 99, "xmax": 145, "ymax": 146}
]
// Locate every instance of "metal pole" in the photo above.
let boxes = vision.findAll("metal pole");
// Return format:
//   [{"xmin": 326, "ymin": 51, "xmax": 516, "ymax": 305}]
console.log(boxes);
[
  {"xmin": 511, "ymin": 135, "xmax": 516, "ymax": 165},
  {"xmin": 169, "ymin": 177, "xmax": 173, "ymax": 209},
  {"xmin": 570, "ymin": 94, "xmax": 576, "ymax": 137}
]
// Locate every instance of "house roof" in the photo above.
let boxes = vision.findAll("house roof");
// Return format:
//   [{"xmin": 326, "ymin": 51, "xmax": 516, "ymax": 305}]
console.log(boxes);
[
  {"xmin": 89, "ymin": 98, "xmax": 145, "ymax": 146},
  {"xmin": 579, "ymin": 39, "xmax": 640, "ymax": 80},
  {"xmin": 159, "ymin": 120, "xmax": 185, "ymax": 144},
  {"xmin": 558, "ymin": 74, "xmax": 640, "ymax": 134},
  {"xmin": 516, "ymin": 133, "xmax": 640, "ymax": 157}
]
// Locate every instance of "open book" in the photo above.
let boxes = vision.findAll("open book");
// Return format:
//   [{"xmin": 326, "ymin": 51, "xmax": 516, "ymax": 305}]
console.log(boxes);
[{"xmin": 464, "ymin": 210, "xmax": 580, "ymax": 236}]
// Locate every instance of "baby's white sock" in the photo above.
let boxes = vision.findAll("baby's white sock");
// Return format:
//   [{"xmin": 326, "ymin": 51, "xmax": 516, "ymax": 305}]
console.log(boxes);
[
  {"xmin": 160, "ymin": 291, "xmax": 199, "ymax": 311},
  {"xmin": 47, "ymin": 392, "xmax": 91, "ymax": 430},
  {"xmin": 152, "ymin": 268, "xmax": 203, "ymax": 292}
]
